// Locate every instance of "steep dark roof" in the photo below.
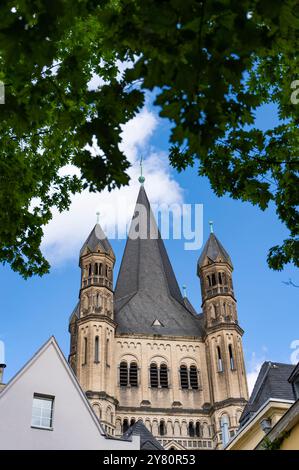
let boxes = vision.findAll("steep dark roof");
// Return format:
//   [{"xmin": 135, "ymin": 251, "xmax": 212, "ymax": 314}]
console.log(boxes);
[
  {"xmin": 197, "ymin": 233, "xmax": 232, "ymax": 271},
  {"xmin": 122, "ymin": 420, "xmax": 164, "ymax": 450},
  {"xmin": 288, "ymin": 362, "xmax": 299, "ymax": 384},
  {"xmin": 240, "ymin": 361, "xmax": 295, "ymax": 427},
  {"xmin": 114, "ymin": 185, "xmax": 203, "ymax": 337},
  {"xmin": 80, "ymin": 223, "xmax": 113, "ymax": 258}
]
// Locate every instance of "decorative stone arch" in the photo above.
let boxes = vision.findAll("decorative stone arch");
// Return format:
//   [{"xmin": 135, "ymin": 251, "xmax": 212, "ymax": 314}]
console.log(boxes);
[
  {"xmin": 106, "ymin": 406, "xmax": 113, "ymax": 424},
  {"xmin": 179, "ymin": 356, "xmax": 199, "ymax": 368},
  {"xmin": 202, "ymin": 421, "xmax": 210, "ymax": 438},
  {"xmin": 115, "ymin": 417, "xmax": 122, "ymax": 435},
  {"xmin": 181, "ymin": 420, "xmax": 188, "ymax": 437},
  {"xmin": 174, "ymin": 420, "xmax": 181, "ymax": 436},
  {"xmin": 149, "ymin": 354, "xmax": 169, "ymax": 366},
  {"xmin": 152, "ymin": 419, "xmax": 159, "ymax": 435},
  {"xmin": 119, "ymin": 353, "xmax": 140, "ymax": 365},
  {"xmin": 92, "ymin": 402, "xmax": 102, "ymax": 420},
  {"xmin": 145, "ymin": 419, "xmax": 152, "ymax": 432},
  {"xmin": 166, "ymin": 420, "xmax": 173, "ymax": 436}
]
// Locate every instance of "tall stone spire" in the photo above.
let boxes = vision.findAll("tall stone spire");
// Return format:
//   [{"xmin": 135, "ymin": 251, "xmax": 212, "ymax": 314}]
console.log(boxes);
[{"xmin": 114, "ymin": 185, "xmax": 203, "ymax": 336}]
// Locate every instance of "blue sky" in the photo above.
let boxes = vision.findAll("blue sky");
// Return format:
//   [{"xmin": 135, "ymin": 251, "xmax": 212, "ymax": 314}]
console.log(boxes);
[{"xmin": 0, "ymin": 99, "xmax": 298, "ymax": 392}]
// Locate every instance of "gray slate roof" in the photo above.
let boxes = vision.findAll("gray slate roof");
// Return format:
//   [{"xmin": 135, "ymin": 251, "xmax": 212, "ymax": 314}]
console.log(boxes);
[
  {"xmin": 240, "ymin": 361, "xmax": 295, "ymax": 427},
  {"xmin": 114, "ymin": 185, "xmax": 203, "ymax": 337},
  {"xmin": 197, "ymin": 233, "xmax": 232, "ymax": 271},
  {"xmin": 80, "ymin": 223, "xmax": 113, "ymax": 258},
  {"xmin": 122, "ymin": 420, "xmax": 164, "ymax": 450}
]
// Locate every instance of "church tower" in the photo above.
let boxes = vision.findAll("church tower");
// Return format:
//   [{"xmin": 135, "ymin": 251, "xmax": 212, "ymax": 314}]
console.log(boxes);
[
  {"xmin": 69, "ymin": 220, "xmax": 117, "ymax": 435},
  {"xmin": 197, "ymin": 224, "xmax": 249, "ymax": 448}
]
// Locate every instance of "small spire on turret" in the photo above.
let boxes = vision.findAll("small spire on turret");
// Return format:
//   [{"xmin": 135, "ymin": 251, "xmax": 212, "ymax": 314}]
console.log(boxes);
[
  {"xmin": 182, "ymin": 284, "xmax": 187, "ymax": 298},
  {"xmin": 138, "ymin": 156, "xmax": 145, "ymax": 185}
]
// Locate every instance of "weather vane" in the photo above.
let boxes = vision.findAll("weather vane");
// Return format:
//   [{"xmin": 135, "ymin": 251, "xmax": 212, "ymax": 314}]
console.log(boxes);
[
  {"xmin": 209, "ymin": 220, "xmax": 214, "ymax": 234},
  {"xmin": 138, "ymin": 156, "xmax": 145, "ymax": 184},
  {"xmin": 96, "ymin": 211, "xmax": 100, "ymax": 224}
]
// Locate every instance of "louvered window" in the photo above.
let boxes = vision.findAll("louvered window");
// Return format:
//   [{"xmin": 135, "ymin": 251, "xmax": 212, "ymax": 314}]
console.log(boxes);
[
  {"xmin": 129, "ymin": 362, "xmax": 138, "ymax": 387},
  {"xmin": 119, "ymin": 361, "xmax": 128, "ymax": 386},
  {"xmin": 180, "ymin": 365, "xmax": 189, "ymax": 389},
  {"xmin": 150, "ymin": 363, "xmax": 159, "ymax": 388},
  {"xmin": 159, "ymin": 364, "xmax": 169, "ymax": 388},
  {"xmin": 189, "ymin": 365, "xmax": 199, "ymax": 389}
]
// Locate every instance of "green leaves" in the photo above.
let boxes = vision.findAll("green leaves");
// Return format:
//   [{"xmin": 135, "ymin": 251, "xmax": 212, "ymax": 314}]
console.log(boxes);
[{"xmin": 0, "ymin": 0, "xmax": 298, "ymax": 276}]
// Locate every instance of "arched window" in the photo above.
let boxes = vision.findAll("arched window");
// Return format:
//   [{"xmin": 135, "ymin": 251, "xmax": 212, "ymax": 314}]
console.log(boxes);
[
  {"xmin": 229, "ymin": 344, "xmax": 235, "ymax": 370},
  {"xmin": 189, "ymin": 365, "xmax": 199, "ymax": 389},
  {"xmin": 119, "ymin": 361, "xmax": 128, "ymax": 386},
  {"xmin": 218, "ymin": 272, "xmax": 222, "ymax": 284},
  {"xmin": 217, "ymin": 346, "xmax": 223, "ymax": 372},
  {"xmin": 159, "ymin": 420, "xmax": 166, "ymax": 436},
  {"xmin": 223, "ymin": 303, "xmax": 227, "ymax": 316},
  {"xmin": 129, "ymin": 362, "xmax": 138, "ymax": 387},
  {"xmin": 180, "ymin": 365, "xmax": 189, "ymax": 389},
  {"xmin": 207, "ymin": 275, "xmax": 211, "ymax": 287},
  {"xmin": 188, "ymin": 422, "xmax": 195, "ymax": 437},
  {"xmin": 211, "ymin": 273, "xmax": 216, "ymax": 286},
  {"xmin": 94, "ymin": 263, "xmax": 99, "ymax": 275},
  {"xmin": 99, "ymin": 263, "xmax": 103, "ymax": 275},
  {"xmin": 159, "ymin": 363, "xmax": 169, "ymax": 388},
  {"xmin": 105, "ymin": 265, "xmax": 108, "ymax": 277},
  {"xmin": 223, "ymin": 272, "xmax": 227, "ymax": 285},
  {"xmin": 106, "ymin": 338, "xmax": 109, "ymax": 365},
  {"xmin": 130, "ymin": 418, "xmax": 135, "ymax": 427},
  {"xmin": 92, "ymin": 403, "xmax": 102, "ymax": 419},
  {"xmin": 150, "ymin": 363, "xmax": 158, "ymax": 388},
  {"xmin": 123, "ymin": 419, "xmax": 129, "ymax": 433},
  {"xmin": 88, "ymin": 264, "xmax": 92, "ymax": 276},
  {"xmin": 94, "ymin": 336, "xmax": 99, "ymax": 363},
  {"xmin": 195, "ymin": 422, "xmax": 201, "ymax": 437},
  {"xmin": 220, "ymin": 414, "xmax": 230, "ymax": 447},
  {"xmin": 83, "ymin": 337, "xmax": 88, "ymax": 364}
]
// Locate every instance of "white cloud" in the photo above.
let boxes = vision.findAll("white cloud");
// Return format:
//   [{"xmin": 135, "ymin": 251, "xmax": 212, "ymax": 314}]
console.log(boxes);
[
  {"xmin": 246, "ymin": 350, "xmax": 267, "ymax": 394},
  {"xmin": 41, "ymin": 107, "xmax": 183, "ymax": 265}
]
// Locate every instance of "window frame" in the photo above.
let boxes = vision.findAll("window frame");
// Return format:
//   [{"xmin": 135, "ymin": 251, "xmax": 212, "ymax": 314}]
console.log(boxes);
[{"xmin": 31, "ymin": 394, "xmax": 54, "ymax": 430}]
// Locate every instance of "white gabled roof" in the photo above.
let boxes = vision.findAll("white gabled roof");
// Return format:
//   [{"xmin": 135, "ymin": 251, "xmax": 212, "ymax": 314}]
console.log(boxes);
[{"xmin": 0, "ymin": 336, "xmax": 106, "ymax": 436}]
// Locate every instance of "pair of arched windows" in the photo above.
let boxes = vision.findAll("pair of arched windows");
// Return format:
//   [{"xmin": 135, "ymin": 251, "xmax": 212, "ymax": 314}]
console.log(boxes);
[
  {"xmin": 150, "ymin": 363, "xmax": 169, "ymax": 388},
  {"xmin": 206, "ymin": 272, "xmax": 229, "ymax": 287},
  {"xmin": 119, "ymin": 361, "xmax": 138, "ymax": 387},
  {"xmin": 180, "ymin": 365, "xmax": 199, "ymax": 389},
  {"xmin": 94, "ymin": 262, "xmax": 103, "ymax": 275},
  {"xmin": 216, "ymin": 344, "xmax": 235, "ymax": 372},
  {"xmin": 122, "ymin": 418, "xmax": 135, "ymax": 433},
  {"xmin": 188, "ymin": 421, "xmax": 202, "ymax": 437}
]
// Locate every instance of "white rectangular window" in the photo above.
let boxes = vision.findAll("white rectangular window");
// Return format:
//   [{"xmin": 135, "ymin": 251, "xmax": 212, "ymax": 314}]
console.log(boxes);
[{"xmin": 31, "ymin": 394, "xmax": 54, "ymax": 429}]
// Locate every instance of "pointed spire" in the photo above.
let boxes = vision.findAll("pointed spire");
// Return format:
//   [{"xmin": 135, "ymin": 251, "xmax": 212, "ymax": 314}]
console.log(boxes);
[
  {"xmin": 114, "ymin": 185, "xmax": 203, "ymax": 337},
  {"xmin": 197, "ymin": 229, "xmax": 233, "ymax": 271},
  {"xmin": 138, "ymin": 156, "xmax": 145, "ymax": 185},
  {"xmin": 80, "ymin": 218, "xmax": 114, "ymax": 259}
]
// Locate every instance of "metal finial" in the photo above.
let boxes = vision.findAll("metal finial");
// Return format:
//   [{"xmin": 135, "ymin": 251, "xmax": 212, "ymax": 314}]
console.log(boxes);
[
  {"xmin": 96, "ymin": 211, "xmax": 100, "ymax": 224},
  {"xmin": 138, "ymin": 156, "xmax": 145, "ymax": 184},
  {"xmin": 209, "ymin": 220, "xmax": 214, "ymax": 234},
  {"xmin": 182, "ymin": 284, "xmax": 187, "ymax": 298}
]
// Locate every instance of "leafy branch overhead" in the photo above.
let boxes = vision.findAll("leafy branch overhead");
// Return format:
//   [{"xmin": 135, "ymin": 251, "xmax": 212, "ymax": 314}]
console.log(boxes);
[{"xmin": 0, "ymin": 0, "xmax": 298, "ymax": 277}]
